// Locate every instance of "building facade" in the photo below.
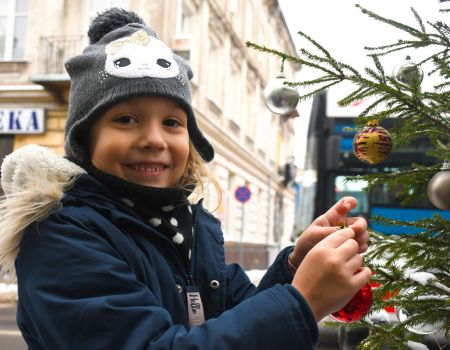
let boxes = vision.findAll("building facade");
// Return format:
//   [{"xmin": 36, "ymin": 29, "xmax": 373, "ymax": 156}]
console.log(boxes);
[{"xmin": 0, "ymin": 0, "xmax": 298, "ymax": 269}]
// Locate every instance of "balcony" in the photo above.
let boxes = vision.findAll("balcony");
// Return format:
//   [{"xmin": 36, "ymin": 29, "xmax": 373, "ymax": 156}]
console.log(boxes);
[
  {"xmin": 32, "ymin": 35, "xmax": 84, "ymax": 102},
  {"xmin": 38, "ymin": 35, "xmax": 84, "ymax": 75}
]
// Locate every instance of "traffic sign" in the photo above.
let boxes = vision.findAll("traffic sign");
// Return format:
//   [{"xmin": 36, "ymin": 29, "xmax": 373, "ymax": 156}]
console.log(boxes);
[{"xmin": 235, "ymin": 186, "xmax": 251, "ymax": 203}]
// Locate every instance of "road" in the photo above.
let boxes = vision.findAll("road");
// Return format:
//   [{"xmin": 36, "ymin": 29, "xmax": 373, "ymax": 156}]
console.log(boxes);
[
  {"xmin": 0, "ymin": 303, "xmax": 26, "ymax": 350},
  {"xmin": 0, "ymin": 302, "xmax": 340, "ymax": 349}
]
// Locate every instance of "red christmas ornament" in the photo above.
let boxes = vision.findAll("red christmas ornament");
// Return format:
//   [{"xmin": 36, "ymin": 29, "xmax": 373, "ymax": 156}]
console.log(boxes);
[
  {"xmin": 331, "ymin": 283, "xmax": 373, "ymax": 322},
  {"xmin": 370, "ymin": 281, "xmax": 397, "ymax": 313},
  {"xmin": 353, "ymin": 120, "xmax": 392, "ymax": 164}
]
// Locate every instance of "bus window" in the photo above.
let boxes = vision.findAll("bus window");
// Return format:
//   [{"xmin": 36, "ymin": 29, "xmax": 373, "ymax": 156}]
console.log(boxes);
[
  {"xmin": 334, "ymin": 176, "xmax": 369, "ymax": 217},
  {"xmin": 371, "ymin": 183, "xmax": 434, "ymax": 209}
]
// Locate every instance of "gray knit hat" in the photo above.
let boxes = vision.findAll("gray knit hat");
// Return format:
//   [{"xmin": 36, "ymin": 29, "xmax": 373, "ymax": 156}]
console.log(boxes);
[{"xmin": 64, "ymin": 8, "xmax": 214, "ymax": 163}]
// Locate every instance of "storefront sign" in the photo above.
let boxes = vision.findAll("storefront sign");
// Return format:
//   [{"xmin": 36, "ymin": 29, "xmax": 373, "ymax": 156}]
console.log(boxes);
[{"xmin": 0, "ymin": 108, "xmax": 45, "ymax": 134}]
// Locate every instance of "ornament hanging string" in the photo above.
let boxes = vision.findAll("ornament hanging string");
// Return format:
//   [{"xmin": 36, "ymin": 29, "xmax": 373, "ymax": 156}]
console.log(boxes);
[{"xmin": 280, "ymin": 58, "xmax": 286, "ymax": 74}]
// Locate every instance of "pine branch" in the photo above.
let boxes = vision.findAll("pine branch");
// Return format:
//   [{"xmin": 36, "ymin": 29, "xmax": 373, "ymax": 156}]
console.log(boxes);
[
  {"xmin": 355, "ymin": 5, "xmax": 425, "ymax": 37},
  {"xmin": 245, "ymin": 42, "xmax": 338, "ymax": 77},
  {"xmin": 411, "ymin": 7, "xmax": 426, "ymax": 33}
]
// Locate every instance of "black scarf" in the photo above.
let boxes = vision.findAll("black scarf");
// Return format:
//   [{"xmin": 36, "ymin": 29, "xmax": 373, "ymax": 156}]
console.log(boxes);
[{"xmin": 86, "ymin": 165, "xmax": 194, "ymax": 268}]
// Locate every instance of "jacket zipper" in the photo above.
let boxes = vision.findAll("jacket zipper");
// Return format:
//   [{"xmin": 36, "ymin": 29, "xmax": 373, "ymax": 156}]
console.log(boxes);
[{"xmin": 186, "ymin": 204, "xmax": 200, "ymax": 286}]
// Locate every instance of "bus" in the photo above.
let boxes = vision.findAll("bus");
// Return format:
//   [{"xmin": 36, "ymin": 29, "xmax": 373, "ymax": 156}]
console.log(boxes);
[{"xmin": 296, "ymin": 89, "xmax": 450, "ymax": 235}]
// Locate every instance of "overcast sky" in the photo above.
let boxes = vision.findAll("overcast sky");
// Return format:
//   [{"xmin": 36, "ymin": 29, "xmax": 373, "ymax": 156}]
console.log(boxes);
[{"xmin": 277, "ymin": 0, "xmax": 447, "ymax": 166}]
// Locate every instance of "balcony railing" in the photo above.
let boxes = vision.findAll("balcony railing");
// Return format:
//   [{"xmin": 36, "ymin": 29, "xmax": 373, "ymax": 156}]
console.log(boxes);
[{"xmin": 38, "ymin": 35, "xmax": 84, "ymax": 75}]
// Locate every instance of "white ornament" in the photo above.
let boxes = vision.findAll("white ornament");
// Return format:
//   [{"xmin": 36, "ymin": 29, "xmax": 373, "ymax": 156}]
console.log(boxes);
[
  {"xmin": 393, "ymin": 56, "xmax": 424, "ymax": 87},
  {"xmin": 427, "ymin": 160, "xmax": 450, "ymax": 211},
  {"xmin": 263, "ymin": 74, "xmax": 299, "ymax": 115}
]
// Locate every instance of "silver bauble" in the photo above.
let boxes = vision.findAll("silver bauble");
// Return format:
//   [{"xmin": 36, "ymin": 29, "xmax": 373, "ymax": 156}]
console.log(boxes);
[
  {"xmin": 393, "ymin": 56, "xmax": 424, "ymax": 87},
  {"xmin": 263, "ymin": 74, "xmax": 299, "ymax": 115},
  {"xmin": 396, "ymin": 308, "xmax": 443, "ymax": 335},
  {"xmin": 427, "ymin": 160, "xmax": 450, "ymax": 211}
]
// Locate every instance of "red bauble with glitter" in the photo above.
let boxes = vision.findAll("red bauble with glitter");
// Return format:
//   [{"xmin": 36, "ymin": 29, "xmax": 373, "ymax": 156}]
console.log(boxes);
[{"xmin": 331, "ymin": 283, "xmax": 373, "ymax": 322}]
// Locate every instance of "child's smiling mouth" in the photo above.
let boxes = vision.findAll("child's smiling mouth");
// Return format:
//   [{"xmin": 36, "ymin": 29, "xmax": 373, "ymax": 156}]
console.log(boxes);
[{"xmin": 127, "ymin": 163, "xmax": 168, "ymax": 176}]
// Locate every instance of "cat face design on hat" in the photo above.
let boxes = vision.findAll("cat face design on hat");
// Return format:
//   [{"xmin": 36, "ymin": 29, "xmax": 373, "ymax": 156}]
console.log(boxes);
[{"xmin": 104, "ymin": 29, "xmax": 180, "ymax": 79}]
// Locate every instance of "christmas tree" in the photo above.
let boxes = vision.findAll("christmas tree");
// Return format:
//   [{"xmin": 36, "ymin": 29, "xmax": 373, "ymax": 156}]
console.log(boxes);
[{"xmin": 248, "ymin": 3, "xmax": 449, "ymax": 350}]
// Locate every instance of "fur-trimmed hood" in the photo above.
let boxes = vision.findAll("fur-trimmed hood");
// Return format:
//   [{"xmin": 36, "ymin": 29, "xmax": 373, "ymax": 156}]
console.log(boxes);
[{"xmin": 0, "ymin": 144, "xmax": 86, "ymax": 279}]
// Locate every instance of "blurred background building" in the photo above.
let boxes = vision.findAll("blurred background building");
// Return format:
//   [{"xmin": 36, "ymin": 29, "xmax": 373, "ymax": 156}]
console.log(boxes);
[{"xmin": 0, "ymin": 0, "xmax": 299, "ymax": 269}]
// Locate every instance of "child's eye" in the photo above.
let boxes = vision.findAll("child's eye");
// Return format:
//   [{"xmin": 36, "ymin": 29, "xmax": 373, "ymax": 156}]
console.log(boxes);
[
  {"xmin": 163, "ymin": 118, "xmax": 182, "ymax": 128},
  {"xmin": 115, "ymin": 115, "xmax": 137, "ymax": 124}
]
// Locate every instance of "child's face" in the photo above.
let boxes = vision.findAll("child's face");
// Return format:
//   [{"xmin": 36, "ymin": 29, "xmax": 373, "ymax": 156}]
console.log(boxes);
[{"xmin": 89, "ymin": 96, "xmax": 190, "ymax": 188}]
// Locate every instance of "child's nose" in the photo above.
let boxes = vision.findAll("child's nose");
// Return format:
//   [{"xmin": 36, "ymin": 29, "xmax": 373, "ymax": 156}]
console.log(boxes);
[{"xmin": 138, "ymin": 124, "xmax": 167, "ymax": 150}]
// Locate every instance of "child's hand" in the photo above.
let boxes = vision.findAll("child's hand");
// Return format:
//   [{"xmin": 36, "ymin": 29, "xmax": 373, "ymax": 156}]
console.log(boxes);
[
  {"xmin": 291, "ymin": 227, "xmax": 372, "ymax": 321},
  {"xmin": 289, "ymin": 196, "xmax": 369, "ymax": 268}
]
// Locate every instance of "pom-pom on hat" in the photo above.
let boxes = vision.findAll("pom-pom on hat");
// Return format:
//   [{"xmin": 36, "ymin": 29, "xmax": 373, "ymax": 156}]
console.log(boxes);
[{"xmin": 64, "ymin": 8, "xmax": 214, "ymax": 163}]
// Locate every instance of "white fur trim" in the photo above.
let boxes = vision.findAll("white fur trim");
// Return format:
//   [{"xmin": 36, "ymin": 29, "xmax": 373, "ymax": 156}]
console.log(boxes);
[
  {"xmin": 0, "ymin": 145, "xmax": 86, "ymax": 280},
  {"xmin": 1, "ymin": 144, "xmax": 85, "ymax": 195}
]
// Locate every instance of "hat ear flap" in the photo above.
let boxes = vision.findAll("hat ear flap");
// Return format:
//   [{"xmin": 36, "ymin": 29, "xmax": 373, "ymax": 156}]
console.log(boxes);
[
  {"xmin": 185, "ymin": 64, "xmax": 193, "ymax": 80},
  {"xmin": 175, "ymin": 56, "xmax": 194, "ymax": 80}
]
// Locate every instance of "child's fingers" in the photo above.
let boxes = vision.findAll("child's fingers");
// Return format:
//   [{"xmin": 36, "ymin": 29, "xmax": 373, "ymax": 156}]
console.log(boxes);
[
  {"xmin": 352, "ymin": 266, "xmax": 372, "ymax": 286},
  {"xmin": 319, "ymin": 227, "xmax": 355, "ymax": 248},
  {"xmin": 337, "ymin": 238, "xmax": 360, "ymax": 260},
  {"xmin": 347, "ymin": 217, "xmax": 370, "ymax": 253},
  {"xmin": 334, "ymin": 196, "xmax": 357, "ymax": 214},
  {"xmin": 307, "ymin": 225, "xmax": 341, "ymax": 239},
  {"xmin": 347, "ymin": 216, "xmax": 368, "ymax": 234},
  {"xmin": 345, "ymin": 253, "xmax": 364, "ymax": 272},
  {"xmin": 355, "ymin": 231, "xmax": 370, "ymax": 253},
  {"xmin": 318, "ymin": 197, "xmax": 357, "ymax": 225}
]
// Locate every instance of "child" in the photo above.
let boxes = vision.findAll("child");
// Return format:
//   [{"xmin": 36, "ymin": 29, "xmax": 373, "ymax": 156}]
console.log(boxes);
[{"xmin": 0, "ymin": 8, "xmax": 371, "ymax": 349}]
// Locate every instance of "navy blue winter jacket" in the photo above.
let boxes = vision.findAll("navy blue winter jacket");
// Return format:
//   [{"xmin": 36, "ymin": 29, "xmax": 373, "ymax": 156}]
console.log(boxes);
[{"xmin": 15, "ymin": 173, "xmax": 318, "ymax": 349}]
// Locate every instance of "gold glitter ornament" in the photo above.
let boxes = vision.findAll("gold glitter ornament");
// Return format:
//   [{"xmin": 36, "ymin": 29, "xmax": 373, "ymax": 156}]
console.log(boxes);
[{"xmin": 352, "ymin": 120, "xmax": 392, "ymax": 164}]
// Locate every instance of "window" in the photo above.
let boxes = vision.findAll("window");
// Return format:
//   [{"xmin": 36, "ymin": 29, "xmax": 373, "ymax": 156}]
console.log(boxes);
[
  {"xmin": 207, "ymin": 33, "xmax": 224, "ymax": 107},
  {"xmin": 334, "ymin": 176, "xmax": 369, "ymax": 216},
  {"xmin": 174, "ymin": 0, "xmax": 196, "ymax": 65},
  {"xmin": 230, "ymin": 0, "xmax": 241, "ymax": 33},
  {"xmin": 226, "ymin": 49, "xmax": 241, "ymax": 124},
  {"xmin": 0, "ymin": 0, "xmax": 27, "ymax": 60},
  {"xmin": 245, "ymin": 1, "xmax": 253, "ymax": 40},
  {"xmin": 245, "ymin": 69, "xmax": 257, "ymax": 141},
  {"xmin": 176, "ymin": 0, "xmax": 194, "ymax": 38},
  {"xmin": 230, "ymin": 0, "xmax": 238, "ymax": 15},
  {"xmin": 255, "ymin": 94, "xmax": 270, "ymax": 154}
]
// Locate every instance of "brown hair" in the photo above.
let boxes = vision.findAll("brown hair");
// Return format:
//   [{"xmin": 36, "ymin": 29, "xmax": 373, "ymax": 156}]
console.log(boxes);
[{"xmin": 176, "ymin": 142, "xmax": 222, "ymax": 209}]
